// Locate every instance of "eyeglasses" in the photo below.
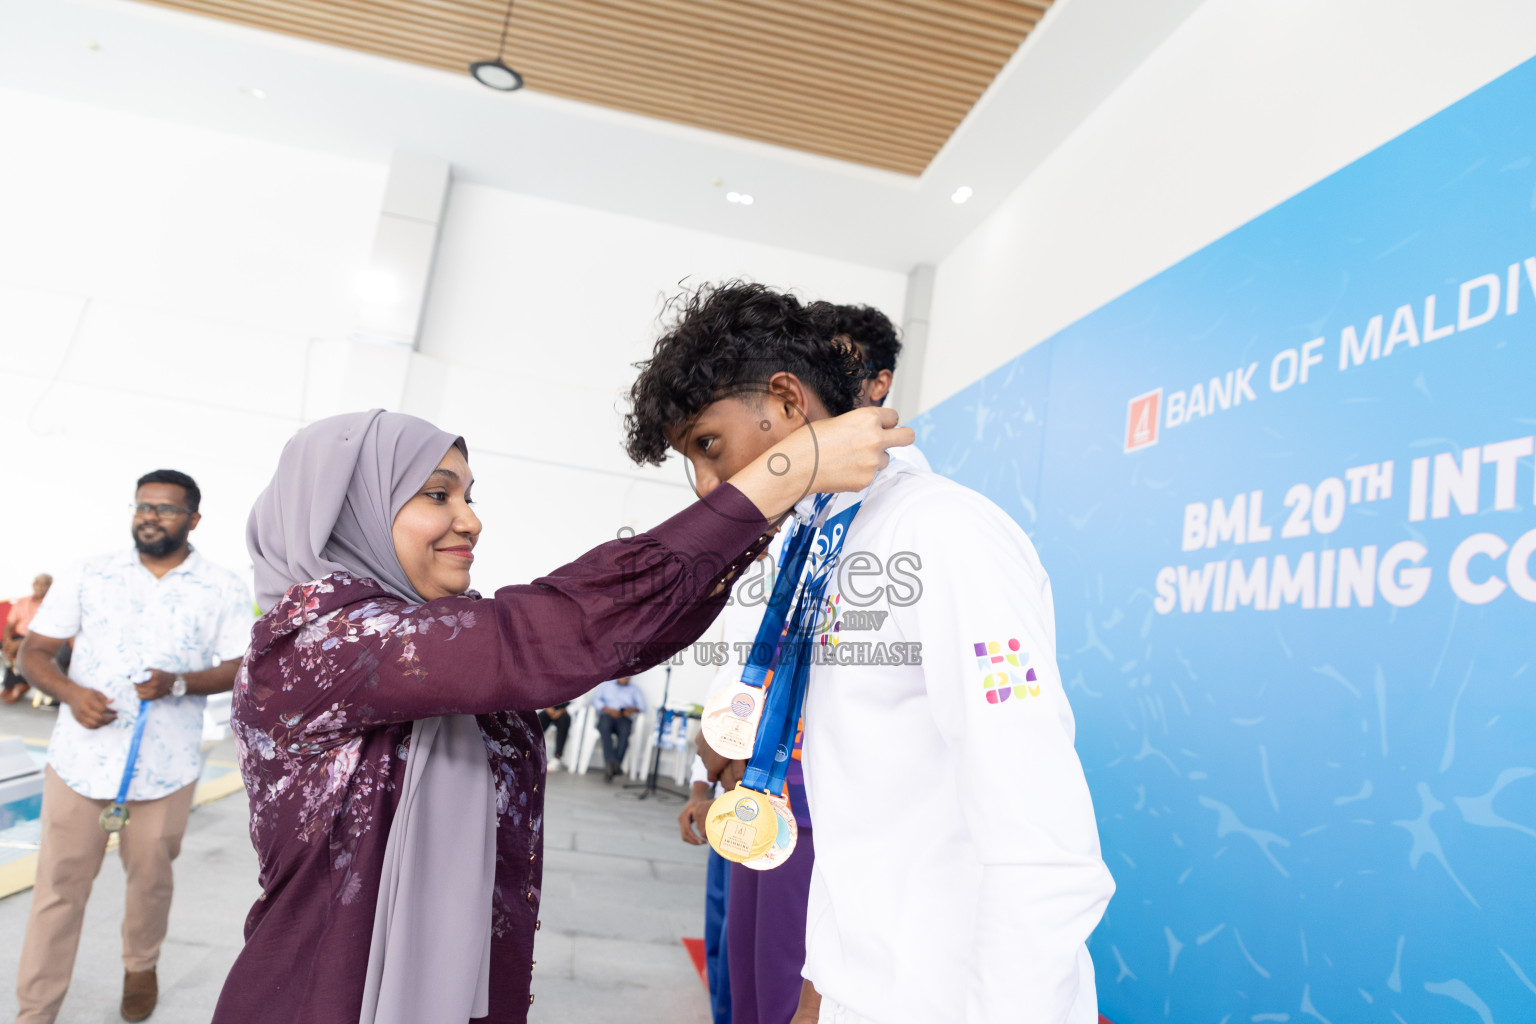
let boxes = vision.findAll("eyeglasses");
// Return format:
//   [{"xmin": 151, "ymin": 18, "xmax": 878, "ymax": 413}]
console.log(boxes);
[{"xmin": 131, "ymin": 503, "xmax": 192, "ymax": 520}]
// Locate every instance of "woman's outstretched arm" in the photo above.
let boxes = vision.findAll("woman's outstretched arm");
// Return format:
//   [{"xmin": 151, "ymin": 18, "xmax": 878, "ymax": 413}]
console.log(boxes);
[{"xmin": 244, "ymin": 408, "xmax": 911, "ymax": 729}]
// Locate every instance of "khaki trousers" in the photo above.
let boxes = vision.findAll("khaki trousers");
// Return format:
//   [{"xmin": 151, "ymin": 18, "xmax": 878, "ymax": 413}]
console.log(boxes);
[{"xmin": 14, "ymin": 766, "xmax": 196, "ymax": 1024}]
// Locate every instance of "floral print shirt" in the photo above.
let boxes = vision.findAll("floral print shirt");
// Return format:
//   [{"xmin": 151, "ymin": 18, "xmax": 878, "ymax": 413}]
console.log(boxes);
[
  {"xmin": 29, "ymin": 547, "xmax": 253, "ymax": 800},
  {"xmin": 213, "ymin": 486, "xmax": 770, "ymax": 1024}
]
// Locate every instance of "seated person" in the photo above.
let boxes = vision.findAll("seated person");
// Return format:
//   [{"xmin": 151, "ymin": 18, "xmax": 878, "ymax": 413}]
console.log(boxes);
[
  {"xmin": 592, "ymin": 676, "xmax": 645, "ymax": 781},
  {"xmin": 537, "ymin": 702, "xmax": 572, "ymax": 770}
]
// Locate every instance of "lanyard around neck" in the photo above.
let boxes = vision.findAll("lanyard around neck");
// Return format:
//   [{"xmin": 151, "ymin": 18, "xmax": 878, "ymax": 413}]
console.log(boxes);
[
  {"xmin": 739, "ymin": 494, "xmax": 833, "ymax": 688},
  {"xmin": 741, "ymin": 496, "xmax": 861, "ymax": 795},
  {"xmin": 114, "ymin": 699, "xmax": 152, "ymax": 805}
]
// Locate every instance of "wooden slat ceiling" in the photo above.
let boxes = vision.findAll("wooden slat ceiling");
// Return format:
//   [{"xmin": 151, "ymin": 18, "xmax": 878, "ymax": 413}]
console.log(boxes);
[{"xmin": 130, "ymin": 0, "xmax": 1051, "ymax": 175}]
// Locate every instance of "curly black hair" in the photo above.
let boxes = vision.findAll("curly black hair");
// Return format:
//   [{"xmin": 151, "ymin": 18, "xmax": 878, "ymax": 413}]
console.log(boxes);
[
  {"xmin": 624, "ymin": 282, "xmax": 869, "ymax": 465},
  {"xmin": 831, "ymin": 304, "xmax": 902, "ymax": 374}
]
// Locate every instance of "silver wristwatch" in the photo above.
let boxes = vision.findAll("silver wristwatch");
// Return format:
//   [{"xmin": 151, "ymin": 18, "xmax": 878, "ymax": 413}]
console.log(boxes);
[{"xmin": 171, "ymin": 674, "xmax": 188, "ymax": 698}]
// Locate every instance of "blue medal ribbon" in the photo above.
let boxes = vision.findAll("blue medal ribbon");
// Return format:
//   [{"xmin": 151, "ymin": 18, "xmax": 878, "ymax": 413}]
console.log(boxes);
[
  {"xmin": 738, "ymin": 495, "xmax": 833, "ymax": 688},
  {"xmin": 741, "ymin": 497, "xmax": 863, "ymax": 795}
]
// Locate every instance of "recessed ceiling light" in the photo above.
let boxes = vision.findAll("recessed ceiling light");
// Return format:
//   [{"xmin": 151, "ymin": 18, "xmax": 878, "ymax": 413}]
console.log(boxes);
[
  {"xmin": 470, "ymin": 0, "xmax": 524, "ymax": 92},
  {"xmin": 951, "ymin": 186, "xmax": 974, "ymax": 205},
  {"xmin": 726, "ymin": 192, "xmax": 755, "ymax": 206},
  {"xmin": 245, "ymin": 87, "xmax": 268, "ymax": 100}
]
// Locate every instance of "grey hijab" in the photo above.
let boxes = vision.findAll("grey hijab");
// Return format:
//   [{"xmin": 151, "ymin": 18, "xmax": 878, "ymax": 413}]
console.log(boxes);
[{"xmin": 247, "ymin": 409, "xmax": 497, "ymax": 1022}]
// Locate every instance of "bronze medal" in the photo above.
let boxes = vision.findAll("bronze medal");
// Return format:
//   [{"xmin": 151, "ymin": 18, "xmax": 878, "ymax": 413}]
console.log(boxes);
[
  {"xmin": 700, "ymin": 682, "xmax": 763, "ymax": 761},
  {"xmin": 99, "ymin": 803, "xmax": 130, "ymax": 834}
]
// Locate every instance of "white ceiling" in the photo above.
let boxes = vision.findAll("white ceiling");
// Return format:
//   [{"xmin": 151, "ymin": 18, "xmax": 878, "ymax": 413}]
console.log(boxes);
[{"xmin": 0, "ymin": 0, "xmax": 1204, "ymax": 272}]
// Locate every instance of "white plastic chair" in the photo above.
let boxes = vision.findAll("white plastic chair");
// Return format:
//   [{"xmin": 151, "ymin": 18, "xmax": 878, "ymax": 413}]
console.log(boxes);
[
  {"xmin": 635, "ymin": 707, "xmax": 698, "ymax": 786},
  {"xmin": 626, "ymin": 712, "xmax": 651, "ymax": 781}
]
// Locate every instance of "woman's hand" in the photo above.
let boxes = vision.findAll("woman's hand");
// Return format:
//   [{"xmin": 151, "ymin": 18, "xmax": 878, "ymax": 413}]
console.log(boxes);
[
  {"xmin": 796, "ymin": 406, "xmax": 914, "ymax": 494},
  {"xmin": 730, "ymin": 407, "xmax": 914, "ymax": 521}
]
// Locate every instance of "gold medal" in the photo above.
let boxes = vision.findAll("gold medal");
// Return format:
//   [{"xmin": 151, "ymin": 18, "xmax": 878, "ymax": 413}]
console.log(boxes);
[
  {"xmin": 704, "ymin": 785, "xmax": 778, "ymax": 863},
  {"xmin": 99, "ymin": 803, "xmax": 129, "ymax": 833},
  {"xmin": 741, "ymin": 791, "xmax": 798, "ymax": 871},
  {"xmin": 700, "ymin": 682, "xmax": 763, "ymax": 760}
]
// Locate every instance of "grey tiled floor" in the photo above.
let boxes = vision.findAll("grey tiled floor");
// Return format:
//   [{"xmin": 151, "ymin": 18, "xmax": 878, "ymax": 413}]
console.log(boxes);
[
  {"xmin": 0, "ymin": 699, "xmax": 711, "ymax": 1023},
  {"xmin": 530, "ymin": 768, "xmax": 711, "ymax": 1024}
]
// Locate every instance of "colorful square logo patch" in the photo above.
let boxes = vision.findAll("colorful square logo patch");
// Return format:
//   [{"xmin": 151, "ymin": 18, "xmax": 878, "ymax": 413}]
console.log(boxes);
[{"xmin": 973, "ymin": 639, "xmax": 1040, "ymax": 704}]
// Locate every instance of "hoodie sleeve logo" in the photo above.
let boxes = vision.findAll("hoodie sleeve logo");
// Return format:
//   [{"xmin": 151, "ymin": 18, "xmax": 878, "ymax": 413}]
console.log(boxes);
[{"xmin": 973, "ymin": 639, "xmax": 1040, "ymax": 704}]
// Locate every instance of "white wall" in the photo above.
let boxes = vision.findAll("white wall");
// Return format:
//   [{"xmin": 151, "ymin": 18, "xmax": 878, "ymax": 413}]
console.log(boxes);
[
  {"xmin": 0, "ymin": 85, "xmax": 382, "ymax": 599},
  {"xmin": 410, "ymin": 180, "xmax": 906, "ymax": 572},
  {"xmin": 0, "ymin": 87, "xmax": 905, "ymax": 709},
  {"xmin": 918, "ymin": 0, "xmax": 1536, "ymax": 410}
]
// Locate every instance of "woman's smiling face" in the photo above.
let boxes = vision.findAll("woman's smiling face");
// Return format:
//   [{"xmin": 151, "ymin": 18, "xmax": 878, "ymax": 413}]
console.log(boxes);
[{"xmin": 392, "ymin": 445, "xmax": 481, "ymax": 601}]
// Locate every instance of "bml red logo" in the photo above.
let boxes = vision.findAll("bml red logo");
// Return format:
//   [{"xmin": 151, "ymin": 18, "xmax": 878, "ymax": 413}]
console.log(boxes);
[{"xmin": 1124, "ymin": 389, "xmax": 1162, "ymax": 452}]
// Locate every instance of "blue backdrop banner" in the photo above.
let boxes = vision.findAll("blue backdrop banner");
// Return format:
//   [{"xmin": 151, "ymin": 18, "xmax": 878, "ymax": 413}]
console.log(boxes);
[{"xmin": 916, "ymin": 57, "xmax": 1536, "ymax": 1024}]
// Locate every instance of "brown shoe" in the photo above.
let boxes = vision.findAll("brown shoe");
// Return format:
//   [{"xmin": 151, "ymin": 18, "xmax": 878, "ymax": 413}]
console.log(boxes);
[
  {"xmin": 0, "ymin": 682, "xmax": 26, "ymax": 704},
  {"xmin": 122, "ymin": 968, "xmax": 157, "ymax": 1022}
]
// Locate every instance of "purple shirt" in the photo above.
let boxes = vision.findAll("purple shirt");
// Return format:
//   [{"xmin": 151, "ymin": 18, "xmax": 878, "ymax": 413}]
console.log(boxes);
[{"xmin": 214, "ymin": 487, "xmax": 769, "ymax": 1023}]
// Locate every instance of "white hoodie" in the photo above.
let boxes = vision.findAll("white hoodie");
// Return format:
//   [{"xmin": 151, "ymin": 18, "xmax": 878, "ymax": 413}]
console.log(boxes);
[{"xmin": 799, "ymin": 458, "xmax": 1114, "ymax": 1024}]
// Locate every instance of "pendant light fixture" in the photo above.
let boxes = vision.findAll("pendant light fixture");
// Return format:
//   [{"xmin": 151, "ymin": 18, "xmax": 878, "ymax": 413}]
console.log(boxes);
[{"xmin": 470, "ymin": 0, "xmax": 524, "ymax": 92}]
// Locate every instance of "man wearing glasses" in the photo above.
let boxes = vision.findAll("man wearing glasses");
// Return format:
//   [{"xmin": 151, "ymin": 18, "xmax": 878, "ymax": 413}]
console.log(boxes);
[{"xmin": 13, "ymin": 469, "xmax": 252, "ymax": 1024}]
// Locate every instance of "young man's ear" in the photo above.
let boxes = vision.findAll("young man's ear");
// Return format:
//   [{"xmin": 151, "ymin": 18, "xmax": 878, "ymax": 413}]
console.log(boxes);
[
  {"xmin": 866, "ymin": 370, "xmax": 894, "ymax": 406},
  {"xmin": 765, "ymin": 372, "xmax": 811, "ymax": 425}
]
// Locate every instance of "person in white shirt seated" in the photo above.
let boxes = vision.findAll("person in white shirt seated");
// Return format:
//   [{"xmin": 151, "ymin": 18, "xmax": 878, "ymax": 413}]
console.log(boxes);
[
  {"xmin": 14, "ymin": 469, "xmax": 252, "ymax": 1024},
  {"xmin": 591, "ymin": 676, "xmax": 646, "ymax": 781},
  {"xmin": 624, "ymin": 283, "xmax": 1114, "ymax": 1024}
]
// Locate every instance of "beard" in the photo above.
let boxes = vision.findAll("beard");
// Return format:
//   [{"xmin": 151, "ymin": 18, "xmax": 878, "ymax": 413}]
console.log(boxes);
[{"xmin": 133, "ymin": 521, "xmax": 190, "ymax": 558}]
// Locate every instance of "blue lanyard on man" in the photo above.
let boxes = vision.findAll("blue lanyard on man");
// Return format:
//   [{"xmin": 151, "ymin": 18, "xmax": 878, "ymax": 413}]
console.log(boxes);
[
  {"xmin": 700, "ymin": 494, "xmax": 835, "ymax": 759},
  {"xmin": 98, "ymin": 697, "xmax": 152, "ymax": 834},
  {"xmin": 703, "ymin": 492, "xmax": 865, "ymax": 866},
  {"xmin": 740, "ymin": 496, "xmax": 861, "ymax": 796},
  {"xmin": 738, "ymin": 494, "xmax": 833, "ymax": 688}
]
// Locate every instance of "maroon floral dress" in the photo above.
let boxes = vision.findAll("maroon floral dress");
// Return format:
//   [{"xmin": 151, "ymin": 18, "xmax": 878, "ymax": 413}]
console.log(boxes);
[{"xmin": 213, "ymin": 487, "xmax": 770, "ymax": 1023}]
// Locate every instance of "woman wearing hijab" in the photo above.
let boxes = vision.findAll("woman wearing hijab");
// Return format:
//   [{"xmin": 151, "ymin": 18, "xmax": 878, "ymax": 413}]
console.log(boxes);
[{"xmin": 213, "ymin": 407, "xmax": 909, "ymax": 1024}]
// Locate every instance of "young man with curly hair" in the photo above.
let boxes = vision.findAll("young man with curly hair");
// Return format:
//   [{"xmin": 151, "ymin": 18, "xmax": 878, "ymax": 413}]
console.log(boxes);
[
  {"xmin": 674, "ymin": 296, "xmax": 933, "ymax": 1024},
  {"xmin": 830, "ymin": 304, "xmax": 901, "ymax": 409},
  {"xmin": 829, "ymin": 305, "xmax": 930, "ymax": 472},
  {"xmin": 628, "ymin": 283, "xmax": 1113, "ymax": 1024}
]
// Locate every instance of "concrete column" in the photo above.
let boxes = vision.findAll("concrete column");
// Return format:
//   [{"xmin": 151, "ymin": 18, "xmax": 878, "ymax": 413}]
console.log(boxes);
[
  {"xmin": 890, "ymin": 263, "xmax": 934, "ymax": 417},
  {"xmin": 340, "ymin": 151, "xmax": 451, "ymax": 412},
  {"xmin": 353, "ymin": 150, "xmax": 451, "ymax": 349}
]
